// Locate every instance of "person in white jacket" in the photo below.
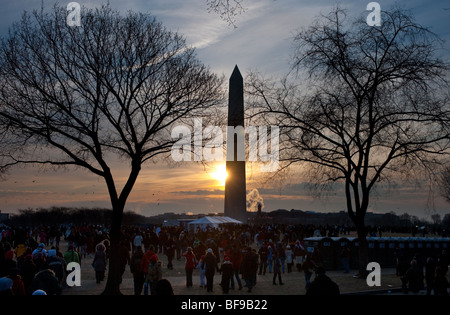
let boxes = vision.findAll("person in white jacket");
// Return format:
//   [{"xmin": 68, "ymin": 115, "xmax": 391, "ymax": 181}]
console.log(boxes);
[{"xmin": 285, "ymin": 245, "xmax": 294, "ymax": 273}]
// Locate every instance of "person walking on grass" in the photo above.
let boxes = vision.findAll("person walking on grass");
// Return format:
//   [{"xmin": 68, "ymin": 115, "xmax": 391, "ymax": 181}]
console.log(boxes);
[
  {"xmin": 340, "ymin": 245, "xmax": 351, "ymax": 274},
  {"xmin": 285, "ymin": 245, "xmax": 293, "ymax": 273},
  {"xmin": 302, "ymin": 251, "xmax": 315, "ymax": 290},
  {"xmin": 230, "ymin": 244, "xmax": 243, "ymax": 290},
  {"xmin": 183, "ymin": 247, "xmax": 197, "ymax": 288},
  {"xmin": 165, "ymin": 236, "xmax": 176, "ymax": 271},
  {"xmin": 434, "ymin": 266, "xmax": 449, "ymax": 296},
  {"xmin": 92, "ymin": 243, "xmax": 107, "ymax": 284},
  {"xmin": 242, "ymin": 247, "xmax": 259, "ymax": 292},
  {"xmin": 130, "ymin": 246, "xmax": 145, "ymax": 295},
  {"xmin": 267, "ymin": 245, "xmax": 273, "ymax": 273},
  {"xmin": 203, "ymin": 248, "xmax": 217, "ymax": 293},
  {"xmin": 220, "ymin": 255, "xmax": 233, "ymax": 294},
  {"xmin": 145, "ymin": 255, "xmax": 162, "ymax": 295},
  {"xmin": 405, "ymin": 259, "xmax": 424, "ymax": 294},
  {"xmin": 141, "ymin": 245, "xmax": 158, "ymax": 275},
  {"xmin": 196, "ymin": 255, "xmax": 206, "ymax": 289},
  {"xmin": 258, "ymin": 244, "xmax": 268, "ymax": 275},
  {"xmin": 272, "ymin": 252, "xmax": 284, "ymax": 286},
  {"xmin": 425, "ymin": 257, "xmax": 436, "ymax": 295}
]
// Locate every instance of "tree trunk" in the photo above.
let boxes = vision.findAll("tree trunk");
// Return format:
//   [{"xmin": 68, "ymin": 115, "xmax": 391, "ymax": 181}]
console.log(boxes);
[
  {"xmin": 102, "ymin": 202, "xmax": 125, "ymax": 295},
  {"xmin": 101, "ymin": 162, "xmax": 141, "ymax": 295},
  {"xmin": 356, "ymin": 224, "xmax": 369, "ymax": 278}
]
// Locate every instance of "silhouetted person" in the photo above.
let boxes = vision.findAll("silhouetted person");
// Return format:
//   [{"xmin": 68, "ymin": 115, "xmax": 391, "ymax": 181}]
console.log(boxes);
[
  {"xmin": 220, "ymin": 256, "xmax": 233, "ymax": 294},
  {"xmin": 146, "ymin": 255, "xmax": 162, "ymax": 295},
  {"xmin": 92, "ymin": 243, "xmax": 107, "ymax": 284},
  {"xmin": 306, "ymin": 267, "xmax": 340, "ymax": 296},
  {"xmin": 405, "ymin": 260, "xmax": 423, "ymax": 294},
  {"xmin": 28, "ymin": 269, "xmax": 61, "ymax": 295},
  {"xmin": 339, "ymin": 245, "xmax": 351, "ymax": 273},
  {"xmin": 258, "ymin": 244, "xmax": 268, "ymax": 275},
  {"xmin": 155, "ymin": 279, "xmax": 174, "ymax": 295},
  {"xmin": 242, "ymin": 248, "xmax": 258, "ymax": 292},
  {"xmin": 183, "ymin": 247, "xmax": 197, "ymax": 288},
  {"xmin": 272, "ymin": 252, "xmax": 283, "ymax": 286},
  {"xmin": 438, "ymin": 250, "xmax": 449, "ymax": 276},
  {"xmin": 425, "ymin": 257, "xmax": 437, "ymax": 295},
  {"xmin": 130, "ymin": 246, "xmax": 145, "ymax": 295},
  {"xmin": 203, "ymin": 248, "xmax": 217, "ymax": 293},
  {"xmin": 46, "ymin": 249, "xmax": 66, "ymax": 286},
  {"xmin": 434, "ymin": 267, "xmax": 449, "ymax": 296},
  {"xmin": 20, "ymin": 254, "xmax": 38, "ymax": 292}
]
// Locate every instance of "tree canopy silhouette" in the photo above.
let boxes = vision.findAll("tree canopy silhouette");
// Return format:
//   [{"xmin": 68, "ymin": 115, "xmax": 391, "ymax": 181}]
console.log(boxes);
[
  {"xmin": 247, "ymin": 7, "xmax": 450, "ymax": 276},
  {"xmin": 0, "ymin": 4, "xmax": 223, "ymax": 294}
]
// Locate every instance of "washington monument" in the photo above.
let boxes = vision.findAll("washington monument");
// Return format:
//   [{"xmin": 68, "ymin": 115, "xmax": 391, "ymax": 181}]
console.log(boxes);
[{"xmin": 224, "ymin": 65, "xmax": 248, "ymax": 223}]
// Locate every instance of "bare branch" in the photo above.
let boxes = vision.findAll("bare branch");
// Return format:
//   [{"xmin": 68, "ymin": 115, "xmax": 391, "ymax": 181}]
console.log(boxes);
[
  {"xmin": 246, "ymin": 7, "xmax": 450, "ymax": 263},
  {"xmin": 0, "ymin": 4, "xmax": 224, "ymax": 294},
  {"xmin": 206, "ymin": 0, "xmax": 246, "ymax": 28}
]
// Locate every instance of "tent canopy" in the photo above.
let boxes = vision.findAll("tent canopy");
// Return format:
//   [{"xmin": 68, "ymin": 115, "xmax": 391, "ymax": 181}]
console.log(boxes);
[{"xmin": 187, "ymin": 216, "xmax": 242, "ymax": 231}]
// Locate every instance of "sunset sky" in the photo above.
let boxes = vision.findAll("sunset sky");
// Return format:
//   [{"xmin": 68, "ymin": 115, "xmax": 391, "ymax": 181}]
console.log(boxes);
[{"xmin": 0, "ymin": 0, "xmax": 449, "ymax": 219}]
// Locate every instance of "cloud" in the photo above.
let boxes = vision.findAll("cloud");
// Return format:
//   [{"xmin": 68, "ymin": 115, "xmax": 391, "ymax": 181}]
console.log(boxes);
[{"xmin": 171, "ymin": 189, "xmax": 224, "ymax": 195}]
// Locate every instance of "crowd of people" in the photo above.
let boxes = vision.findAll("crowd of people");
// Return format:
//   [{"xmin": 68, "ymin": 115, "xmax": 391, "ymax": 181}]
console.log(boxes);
[
  {"xmin": 125, "ymin": 223, "xmax": 333, "ymax": 295},
  {"xmin": 0, "ymin": 222, "xmax": 448, "ymax": 295},
  {"xmin": 394, "ymin": 247, "xmax": 449, "ymax": 295},
  {"xmin": 0, "ymin": 224, "xmax": 104, "ymax": 295}
]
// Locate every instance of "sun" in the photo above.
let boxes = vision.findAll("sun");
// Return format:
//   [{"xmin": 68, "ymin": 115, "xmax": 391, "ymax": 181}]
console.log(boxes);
[{"xmin": 210, "ymin": 164, "xmax": 228, "ymax": 186}]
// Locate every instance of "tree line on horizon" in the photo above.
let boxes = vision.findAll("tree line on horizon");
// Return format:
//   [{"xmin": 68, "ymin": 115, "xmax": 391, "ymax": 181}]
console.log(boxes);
[
  {"xmin": 3, "ymin": 206, "xmax": 450, "ymax": 232},
  {"xmin": 4, "ymin": 207, "xmax": 146, "ymax": 227}
]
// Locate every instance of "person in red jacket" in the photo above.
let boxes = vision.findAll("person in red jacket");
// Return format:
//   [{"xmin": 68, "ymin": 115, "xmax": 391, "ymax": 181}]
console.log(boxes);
[
  {"xmin": 140, "ymin": 245, "xmax": 158, "ymax": 274},
  {"xmin": 183, "ymin": 247, "xmax": 197, "ymax": 288},
  {"xmin": 229, "ymin": 244, "xmax": 243, "ymax": 290}
]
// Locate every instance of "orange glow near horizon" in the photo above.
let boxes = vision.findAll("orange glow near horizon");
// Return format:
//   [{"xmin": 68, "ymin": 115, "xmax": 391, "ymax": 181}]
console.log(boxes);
[{"xmin": 209, "ymin": 164, "xmax": 228, "ymax": 187}]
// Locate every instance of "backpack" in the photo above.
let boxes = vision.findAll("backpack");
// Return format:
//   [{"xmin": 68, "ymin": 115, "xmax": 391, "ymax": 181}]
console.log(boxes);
[{"xmin": 146, "ymin": 261, "xmax": 162, "ymax": 282}]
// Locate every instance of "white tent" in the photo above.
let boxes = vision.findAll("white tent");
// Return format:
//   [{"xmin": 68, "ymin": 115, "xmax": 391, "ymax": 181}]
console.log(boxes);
[{"xmin": 187, "ymin": 216, "xmax": 243, "ymax": 232}]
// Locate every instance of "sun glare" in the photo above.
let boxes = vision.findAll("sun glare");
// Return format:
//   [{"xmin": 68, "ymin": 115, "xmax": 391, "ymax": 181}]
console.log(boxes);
[{"xmin": 210, "ymin": 164, "xmax": 228, "ymax": 186}]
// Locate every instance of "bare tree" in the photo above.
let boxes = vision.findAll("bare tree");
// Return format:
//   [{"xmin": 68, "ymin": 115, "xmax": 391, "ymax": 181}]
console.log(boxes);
[
  {"xmin": 206, "ymin": 0, "xmax": 245, "ymax": 27},
  {"xmin": 443, "ymin": 213, "xmax": 450, "ymax": 229},
  {"xmin": 439, "ymin": 166, "xmax": 450, "ymax": 202},
  {"xmin": 431, "ymin": 213, "xmax": 442, "ymax": 226},
  {"xmin": 247, "ymin": 7, "xmax": 450, "ymax": 275},
  {"xmin": 0, "ymin": 4, "xmax": 223, "ymax": 294}
]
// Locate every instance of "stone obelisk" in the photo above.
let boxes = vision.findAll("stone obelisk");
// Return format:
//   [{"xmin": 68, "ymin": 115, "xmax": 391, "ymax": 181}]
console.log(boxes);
[{"xmin": 224, "ymin": 65, "xmax": 247, "ymax": 223}]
